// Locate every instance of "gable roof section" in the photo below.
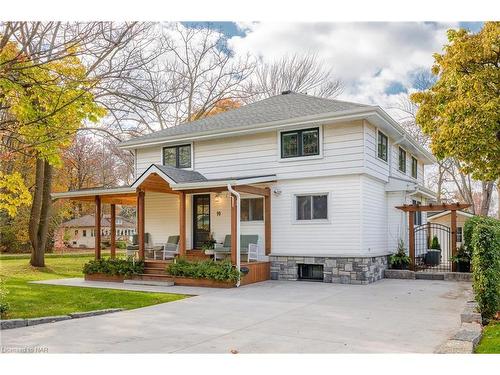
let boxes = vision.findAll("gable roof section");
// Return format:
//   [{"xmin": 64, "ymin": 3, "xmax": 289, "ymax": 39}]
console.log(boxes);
[
  {"xmin": 132, "ymin": 164, "xmax": 207, "ymax": 189},
  {"xmin": 427, "ymin": 210, "xmax": 474, "ymax": 220},
  {"xmin": 119, "ymin": 93, "xmax": 370, "ymax": 148}
]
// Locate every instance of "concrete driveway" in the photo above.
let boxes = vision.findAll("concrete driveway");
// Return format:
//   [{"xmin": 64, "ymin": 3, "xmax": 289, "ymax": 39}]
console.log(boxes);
[{"xmin": 0, "ymin": 279, "xmax": 471, "ymax": 353}]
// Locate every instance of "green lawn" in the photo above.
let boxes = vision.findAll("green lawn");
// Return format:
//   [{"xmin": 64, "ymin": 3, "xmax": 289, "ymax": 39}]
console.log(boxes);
[
  {"xmin": 475, "ymin": 321, "xmax": 500, "ymax": 354},
  {"xmin": 0, "ymin": 253, "xmax": 186, "ymax": 319}
]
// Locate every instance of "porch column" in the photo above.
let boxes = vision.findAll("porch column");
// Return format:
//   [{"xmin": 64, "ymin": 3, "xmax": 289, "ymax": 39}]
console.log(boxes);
[
  {"xmin": 110, "ymin": 203, "xmax": 116, "ymax": 259},
  {"xmin": 408, "ymin": 211, "xmax": 415, "ymax": 271},
  {"xmin": 94, "ymin": 196, "xmax": 101, "ymax": 260},
  {"xmin": 230, "ymin": 194, "xmax": 238, "ymax": 265},
  {"xmin": 137, "ymin": 189, "xmax": 145, "ymax": 261},
  {"xmin": 451, "ymin": 209, "xmax": 457, "ymax": 272},
  {"xmin": 179, "ymin": 192, "xmax": 186, "ymax": 256},
  {"xmin": 264, "ymin": 188, "xmax": 271, "ymax": 255}
]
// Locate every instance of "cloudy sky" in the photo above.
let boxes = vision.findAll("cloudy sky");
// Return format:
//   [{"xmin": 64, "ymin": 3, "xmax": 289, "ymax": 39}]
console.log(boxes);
[{"xmin": 185, "ymin": 21, "xmax": 483, "ymax": 119}]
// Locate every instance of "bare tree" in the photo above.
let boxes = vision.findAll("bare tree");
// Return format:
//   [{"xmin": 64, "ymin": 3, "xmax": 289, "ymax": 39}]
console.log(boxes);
[
  {"xmin": 160, "ymin": 23, "xmax": 255, "ymax": 123},
  {"xmin": 247, "ymin": 53, "xmax": 343, "ymax": 101}
]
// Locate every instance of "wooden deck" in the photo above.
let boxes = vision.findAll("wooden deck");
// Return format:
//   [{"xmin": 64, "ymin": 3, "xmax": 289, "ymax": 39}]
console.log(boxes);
[{"xmin": 136, "ymin": 257, "xmax": 271, "ymax": 287}]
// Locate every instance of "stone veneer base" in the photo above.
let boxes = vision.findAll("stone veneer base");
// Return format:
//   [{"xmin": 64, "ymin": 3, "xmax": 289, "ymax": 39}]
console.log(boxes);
[{"xmin": 269, "ymin": 255, "xmax": 388, "ymax": 285}]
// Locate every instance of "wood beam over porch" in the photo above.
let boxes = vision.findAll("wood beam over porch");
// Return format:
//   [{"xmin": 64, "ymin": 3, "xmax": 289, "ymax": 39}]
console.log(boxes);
[
  {"xmin": 179, "ymin": 191, "xmax": 186, "ymax": 256},
  {"xmin": 94, "ymin": 196, "xmax": 101, "ymax": 260},
  {"xmin": 137, "ymin": 189, "xmax": 145, "ymax": 260},
  {"xmin": 110, "ymin": 203, "xmax": 116, "ymax": 259}
]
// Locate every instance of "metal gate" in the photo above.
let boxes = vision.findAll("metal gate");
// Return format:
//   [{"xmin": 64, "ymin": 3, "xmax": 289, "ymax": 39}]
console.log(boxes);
[{"xmin": 414, "ymin": 223, "xmax": 452, "ymax": 272}]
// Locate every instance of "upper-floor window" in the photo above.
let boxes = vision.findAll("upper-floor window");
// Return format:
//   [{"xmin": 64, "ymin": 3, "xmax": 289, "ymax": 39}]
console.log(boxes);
[
  {"xmin": 296, "ymin": 194, "xmax": 328, "ymax": 221},
  {"xmin": 281, "ymin": 127, "xmax": 319, "ymax": 158},
  {"xmin": 241, "ymin": 198, "xmax": 264, "ymax": 221},
  {"xmin": 411, "ymin": 156, "xmax": 418, "ymax": 179},
  {"xmin": 398, "ymin": 147, "xmax": 406, "ymax": 173},
  {"xmin": 163, "ymin": 144, "xmax": 191, "ymax": 169},
  {"xmin": 377, "ymin": 131, "xmax": 388, "ymax": 161},
  {"xmin": 83, "ymin": 229, "xmax": 87, "ymax": 237}
]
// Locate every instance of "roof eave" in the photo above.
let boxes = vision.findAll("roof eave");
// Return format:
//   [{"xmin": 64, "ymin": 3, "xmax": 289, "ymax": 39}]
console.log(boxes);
[
  {"xmin": 118, "ymin": 107, "xmax": 376, "ymax": 150},
  {"xmin": 51, "ymin": 187, "xmax": 135, "ymax": 200},
  {"xmin": 172, "ymin": 175, "xmax": 277, "ymax": 190}
]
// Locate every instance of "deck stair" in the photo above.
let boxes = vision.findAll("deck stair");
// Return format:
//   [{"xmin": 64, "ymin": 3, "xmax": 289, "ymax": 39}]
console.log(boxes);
[
  {"xmin": 130, "ymin": 260, "xmax": 174, "ymax": 284},
  {"xmin": 124, "ymin": 278, "xmax": 174, "ymax": 287}
]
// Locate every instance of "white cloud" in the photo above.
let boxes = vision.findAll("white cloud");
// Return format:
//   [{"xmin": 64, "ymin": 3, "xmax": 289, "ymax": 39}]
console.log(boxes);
[{"xmin": 228, "ymin": 22, "xmax": 458, "ymax": 118}]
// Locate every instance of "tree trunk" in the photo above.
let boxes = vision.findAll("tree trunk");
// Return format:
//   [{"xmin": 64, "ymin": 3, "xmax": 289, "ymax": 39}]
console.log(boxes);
[
  {"xmin": 29, "ymin": 159, "xmax": 53, "ymax": 267},
  {"xmin": 480, "ymin": 181, "xmax": 494, "ymax": 217},
  {"xmin": 29, "ymin": 158, "xmax": 44, "ymax": 266},
  {"xmin": 37, "ymin": 161, "xmax": 53, "ymax": 254},
  {"xmin": 497, "ymin": 180, "xmax": 500, "ymax": 220}
]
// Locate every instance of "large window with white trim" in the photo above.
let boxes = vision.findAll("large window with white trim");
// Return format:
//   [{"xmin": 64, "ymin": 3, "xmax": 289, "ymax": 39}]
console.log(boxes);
[
  {"xmin": 281, "ymin": 127, "xmax": 319, "ymax": 158},
  {"xmin": 296, "ymin": 194, "xmax": 328, "ymax": 221},
  {"xmin": 163, "ymin": 144, "xmax": 191, "ymax": 168}
]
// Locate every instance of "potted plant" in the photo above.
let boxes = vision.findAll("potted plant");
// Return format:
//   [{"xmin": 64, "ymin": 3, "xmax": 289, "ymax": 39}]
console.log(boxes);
[
  {"xmin": 389, "ymin": 240, "xmax": 411, "ymax": 270},
  {"xmin": 201, "ymin": 233, "xmax": 217, "ymax": 254},
  {"xmin": 451, "ymin": 245, "xmax": 471, "ymax": 272},
  {"xmin": 425, "ymin": 235, "xmax": 441, "ymax": 266}
]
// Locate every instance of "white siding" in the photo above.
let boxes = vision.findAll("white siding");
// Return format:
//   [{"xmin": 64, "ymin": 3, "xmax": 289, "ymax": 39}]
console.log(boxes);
[
  {"xmin": 387, "ymin": 191, "xmax": 407, "ymax": 252},
  {"xmin": 363, "ymin": 121, "xmax": 390, "ymax": 182},
  {"xmin": 144, "ymin": 192, "xmax": 179, "ymax": 245},
  {"xmin": 271, "ymin": 175, "xmax": 363, "ymax": 256},
  {"xmin": 361, "ymin": 176, "xmax": 388, "ymax": 255},
  {"xmin": 135, "ymin": 146, "xmax": 161, "ymax": 177},
  {"xmin": 134, "ymin": 120, "xmax": 365, "ymax": 181}
]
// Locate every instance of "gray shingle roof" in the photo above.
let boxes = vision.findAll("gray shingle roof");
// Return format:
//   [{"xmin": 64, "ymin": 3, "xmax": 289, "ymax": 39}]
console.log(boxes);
[
  {"xmin": 153, "ymin": 164, "xmax": 207, "ymax": 183},
  {"xmin": 60, "ymin": 214, "xmax": 136, "ymax": 228},
  {"xmin": 120, "ymin": 93, "xmax": 371, "ymax": 147}
]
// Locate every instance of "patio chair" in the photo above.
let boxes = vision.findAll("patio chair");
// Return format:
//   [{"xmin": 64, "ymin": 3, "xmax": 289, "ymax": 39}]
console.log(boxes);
[
  {"xmin": 213, "ymin": 234, "xmax": 259, "ymax": 262},
  {"xmin": 126, "ymin": 233, "xmax": 151, "ymax": 258},
  {"xmin": 158, "ymin": 235, "xmax": 180, "ymax": 260}
]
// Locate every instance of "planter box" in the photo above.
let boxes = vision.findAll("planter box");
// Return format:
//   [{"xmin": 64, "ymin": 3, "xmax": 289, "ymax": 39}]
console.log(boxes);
[
  {"xmin": 172, "ymin": 276, "xmax": 235, "ymax": 288},
  {"xmin": 84, "ymin": 273, "xmax": 125, "ymax": 282}
]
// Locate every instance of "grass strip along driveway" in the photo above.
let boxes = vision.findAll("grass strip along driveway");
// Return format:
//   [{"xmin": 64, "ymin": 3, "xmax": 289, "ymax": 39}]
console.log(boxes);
[
  {"xmin": 475, "ymin": 321, "xmax": 500, "ymax": 353},
  {"xmin": 0, "ymin": 253, "xmax": 186, "ymax": 320}
]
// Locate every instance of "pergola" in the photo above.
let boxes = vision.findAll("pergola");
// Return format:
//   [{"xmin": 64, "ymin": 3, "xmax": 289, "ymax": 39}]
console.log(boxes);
[{"xmin": 396, "ymin": 202, "xmax": 471, "ymax": 271}]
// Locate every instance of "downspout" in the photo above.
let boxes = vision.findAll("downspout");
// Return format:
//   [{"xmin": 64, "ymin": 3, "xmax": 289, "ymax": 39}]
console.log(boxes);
[{"xmin": 227, "ymin": 184, "xmax": 241, "ymax": 287}]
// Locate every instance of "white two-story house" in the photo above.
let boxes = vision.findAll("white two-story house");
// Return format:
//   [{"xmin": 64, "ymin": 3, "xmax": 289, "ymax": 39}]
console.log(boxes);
[{"xmin": 53, "ymin": 92, "xmax": 435, "ymax": 284}]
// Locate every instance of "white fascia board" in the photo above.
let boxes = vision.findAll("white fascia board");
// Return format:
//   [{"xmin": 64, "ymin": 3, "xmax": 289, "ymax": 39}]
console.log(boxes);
[
  {"xmin": 51, "ymin": 187, "xmax": 135, "ymax": 199},
  {"xmin": 118, "ymin": 107, "xmax": 374, "ymax": 150},
  {"xmin": 131, "ymin": 165, "xmax": 176, "ymax": 188},
  {"xmin": 172, "ymin": 175, "xmax": 277, "ymax": 190},
  {"xmin": 370, "ymin": 108, "xmax": 436, "ymax": 164}
]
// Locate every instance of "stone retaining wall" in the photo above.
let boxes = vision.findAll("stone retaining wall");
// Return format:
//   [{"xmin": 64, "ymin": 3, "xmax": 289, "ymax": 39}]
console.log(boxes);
[{"xmin": 269, "ymin": 255, "xmax": 388, "ymax": 285}]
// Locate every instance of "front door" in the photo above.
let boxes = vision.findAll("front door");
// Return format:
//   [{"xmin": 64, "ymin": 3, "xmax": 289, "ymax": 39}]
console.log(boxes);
[{"xmin": 192, "ymin": 194, "xmax": 210, "ymax": 249}]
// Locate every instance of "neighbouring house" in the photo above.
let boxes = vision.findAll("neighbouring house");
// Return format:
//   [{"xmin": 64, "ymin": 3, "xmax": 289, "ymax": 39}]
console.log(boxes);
[
  {"xmin": 427, "ymin": 210, "xmax": 474, "ymax": 248},
  {"xmin": 55, "ymin": 214, "xmax": 136, "ymax": 249},
  {"xmin": 52, "ymin": 92, "xmax": 436, "ymax": 284}
]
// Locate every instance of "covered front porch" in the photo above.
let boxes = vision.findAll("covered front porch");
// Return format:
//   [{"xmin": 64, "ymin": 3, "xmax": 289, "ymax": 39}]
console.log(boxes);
[{"xmin": 52, "ymin": 164, "xmax": 275, "ymax": 284}]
